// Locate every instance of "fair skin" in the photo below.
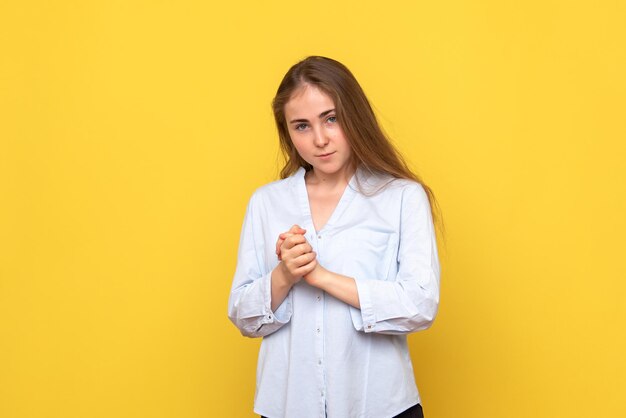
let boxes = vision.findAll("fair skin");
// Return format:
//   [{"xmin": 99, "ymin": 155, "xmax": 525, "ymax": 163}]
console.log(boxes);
[{"xmin": 270, "ymin": 84, "xmax": 361, "ymax": 312}]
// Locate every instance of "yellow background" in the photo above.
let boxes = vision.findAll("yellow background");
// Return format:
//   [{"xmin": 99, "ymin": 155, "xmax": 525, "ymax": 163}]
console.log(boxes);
[{"xmin": 1, "ymin": 1, "xmax": 625, "ymax": 417}]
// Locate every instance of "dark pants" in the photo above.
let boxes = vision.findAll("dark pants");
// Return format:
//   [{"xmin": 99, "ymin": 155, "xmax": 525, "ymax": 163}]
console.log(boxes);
[
  {"xmin": 394, "ymin": 403, "xmax": 424, "ymax": 418},
  {"xmin": 261, "ymin": 402, "xmax": 424, "ymax": 418}
]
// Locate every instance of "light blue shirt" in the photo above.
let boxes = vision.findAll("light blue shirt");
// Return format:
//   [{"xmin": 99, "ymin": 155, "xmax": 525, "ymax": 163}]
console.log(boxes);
[{"xmin": 228, "ymin": 166, "xmax": 440, "ymax": 418}]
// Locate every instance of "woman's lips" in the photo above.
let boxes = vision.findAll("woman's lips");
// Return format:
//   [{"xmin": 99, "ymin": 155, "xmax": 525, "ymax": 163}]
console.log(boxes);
[{"xmin": 317, "ymin": 151, "xmax": 335, "ymax": 159}]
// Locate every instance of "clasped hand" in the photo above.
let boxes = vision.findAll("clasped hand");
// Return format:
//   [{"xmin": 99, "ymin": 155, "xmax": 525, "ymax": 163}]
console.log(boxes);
[
  {"xmin": 275, "ymin": 225, "xmax": 324, "ymax": 286},
  {"xmin": 273, "ymin": 225, "xmax": 359, "ymax": 309}
]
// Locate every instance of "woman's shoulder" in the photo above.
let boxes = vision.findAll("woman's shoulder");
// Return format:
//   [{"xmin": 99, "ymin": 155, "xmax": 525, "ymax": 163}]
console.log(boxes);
[
  {"xmin": 356, "ymin": 168, "xmax": 426, "ymax": 198},
  {"xmin": 248, "ymin": 169, "xmax": 302, "ymax": 202}
]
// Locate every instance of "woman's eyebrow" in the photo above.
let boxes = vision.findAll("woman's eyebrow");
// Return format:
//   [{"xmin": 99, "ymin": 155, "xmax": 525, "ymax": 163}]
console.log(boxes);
[{"xmin": 289, "ymin": 109, "xmax": 335, "ymax": 124}]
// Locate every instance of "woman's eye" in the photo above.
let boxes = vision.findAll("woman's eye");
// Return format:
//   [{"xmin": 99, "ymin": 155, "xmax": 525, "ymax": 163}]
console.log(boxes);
[
  {"xmin": 295, "ymin": 123, "xmax": 308, "ymax": 131},
  {"xmin": 327, "ymin": 116, "xmax": 337, "ymax": 123}
]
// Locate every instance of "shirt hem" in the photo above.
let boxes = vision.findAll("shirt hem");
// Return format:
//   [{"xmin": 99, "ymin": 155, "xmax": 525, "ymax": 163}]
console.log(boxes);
[{"xmin": 385, "ymin": 399, "xmax": 421, "ymax": 418}]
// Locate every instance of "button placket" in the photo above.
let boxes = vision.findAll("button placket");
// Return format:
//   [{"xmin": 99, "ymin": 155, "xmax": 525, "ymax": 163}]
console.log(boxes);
[{"xmin": 309, "ymin": 229, "xmax": 326, "ymax": 416}]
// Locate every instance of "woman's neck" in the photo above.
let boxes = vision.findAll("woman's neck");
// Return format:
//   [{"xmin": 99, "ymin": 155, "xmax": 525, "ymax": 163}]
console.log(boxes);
[{"xmin": 306, "ymin": 166, "xmax": 356, "ymax": 190}]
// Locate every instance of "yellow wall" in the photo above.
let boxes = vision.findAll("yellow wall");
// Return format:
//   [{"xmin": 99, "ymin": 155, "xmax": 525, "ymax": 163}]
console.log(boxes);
[{"xmin": 1, "ymin": 1, "xmax": 624, "ymax": 417}]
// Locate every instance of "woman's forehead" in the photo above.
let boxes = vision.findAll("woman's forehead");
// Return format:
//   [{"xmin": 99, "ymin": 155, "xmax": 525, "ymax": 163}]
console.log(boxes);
[{"xmin": 285, "ymin": 84, "xmax": 335, "ymax": 113}]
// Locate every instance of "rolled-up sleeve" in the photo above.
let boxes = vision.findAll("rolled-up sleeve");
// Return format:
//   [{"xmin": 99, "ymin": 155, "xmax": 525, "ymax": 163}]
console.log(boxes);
[
  {"xmin": 351, "ymin": 183, "xmax": 440, "ymax": 335},
  {"xmin": 228, "ymin": 192, "xmax": 293, "ymax": 338}
]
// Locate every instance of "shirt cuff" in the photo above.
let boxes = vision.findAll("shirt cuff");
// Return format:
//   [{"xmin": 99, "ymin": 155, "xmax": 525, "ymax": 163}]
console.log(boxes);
[
  {"xmin": 354, "ymin": 278, "xmax": 377, "ymax": 333},
  {"xmin": 264, "ymin": 270, "xmax": 292, "ymax": 325}
]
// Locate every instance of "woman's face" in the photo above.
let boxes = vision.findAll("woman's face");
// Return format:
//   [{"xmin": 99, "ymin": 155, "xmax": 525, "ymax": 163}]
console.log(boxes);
[{"xmin": 284, "ymin": 84, "xmax": 353, "ymax": 179}]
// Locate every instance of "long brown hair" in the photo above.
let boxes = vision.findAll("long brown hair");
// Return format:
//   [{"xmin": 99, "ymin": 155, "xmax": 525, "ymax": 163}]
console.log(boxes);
[{"xmin": 271, "ymin": 56, "xmax": 443, "ymax": 231}]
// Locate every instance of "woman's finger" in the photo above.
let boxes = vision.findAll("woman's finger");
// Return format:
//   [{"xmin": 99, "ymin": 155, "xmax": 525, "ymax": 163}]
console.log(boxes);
[
  {"xmin": 282, "ymin": 244, "xmax": 314, "ymax": 268},
  {"xmin": 291, "ymin": 242, "xmax": 312, "ymax": 256},
  {"xmin": 285, "ymin": 252, "xmax": 316, "ymax": 277},
  {"xmin": 282, "ymin": 234, "xmax": 307, "ymax": 250},
  {"xmin": 276, "ymin": 233, "xmax": 292, "ymax": 256},
  {"xmin": 276, "ymin": 226, "xmax": 307, "ymax": 260},
  {"xmin": 295, "ymin": 256, "xmax": 317, "ymax": 276},
  {"xmin": 294, "ymin": 251, "xmax": 316, "ymax": 266},
  {"xmin": 280, "ymin": 227, "xmax": 306, "ymax": 240}
]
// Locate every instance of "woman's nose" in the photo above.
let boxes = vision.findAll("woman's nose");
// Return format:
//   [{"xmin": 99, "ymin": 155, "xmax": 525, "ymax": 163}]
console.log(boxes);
[{"xmin": 313, "ymin": 128, "xmax": 329, "ymax": 147}]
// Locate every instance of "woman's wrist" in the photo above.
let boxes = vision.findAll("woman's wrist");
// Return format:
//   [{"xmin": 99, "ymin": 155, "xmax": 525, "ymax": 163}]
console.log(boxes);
[
  {"xmin": 304, "ymin": 264, "xmax": 331, "ymax": 289},
  {"xmin": 303, "ymin": 264, "xmax": 360, "ymax": 308},
  {"xmin": 273, "ymin": 263, "xmax": 296, "ymax": 289},
  {"xmin": 270, "ymin": 263, "xmax": 297, "ymax": 312}
]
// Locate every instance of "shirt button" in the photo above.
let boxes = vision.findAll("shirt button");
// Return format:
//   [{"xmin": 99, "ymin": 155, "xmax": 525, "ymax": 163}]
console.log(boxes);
[
  {"xmin": 317, "ymin": 295, "xmax": 321, "ymax": 301},
  {"xmin": 318, "ymin": 359, "xmax": 322, "ymax": 365},
  {"xmin": 367, "ymin": 325, "xmax": 372, "ymax": 329},
  {"xmin": 317, "ymin": 235, "xmax": 322, "ymax": 239},
  {"xmin": 320, "ymin": 391, "xmax": 324, "ymax": 397},
  {"xmin": 316, "ymin": 327, "xmax": 320, "ymax": 333}
]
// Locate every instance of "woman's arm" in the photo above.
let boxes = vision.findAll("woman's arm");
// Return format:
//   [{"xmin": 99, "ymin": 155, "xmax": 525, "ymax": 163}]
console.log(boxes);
[
  {"xmin": 228, "ymin": 193, "xmax": 300, "ymax": 338},
  {"xmin": 348, "ymin": 184, "xmax": 440, "ymax": 334},
  {"xmin": 275, "ymin": 226, "xmax": 359, "ymax": 308},
  {"xmin": 303, "ymin": 266, "xmax": 361, "ymax": 309},
  {"xmin": 271, "ymin": 232, "xmax": 317, "ymax": 311},
  {"xmin": 276, "ymin": 184, "xmax": 440, "ymax": 335}
]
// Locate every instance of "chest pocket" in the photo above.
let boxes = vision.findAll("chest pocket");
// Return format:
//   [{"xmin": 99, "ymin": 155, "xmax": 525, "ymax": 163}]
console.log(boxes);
[{"xmin": 334, "ymin": 229, "xmax": 398, "ymax": 281}]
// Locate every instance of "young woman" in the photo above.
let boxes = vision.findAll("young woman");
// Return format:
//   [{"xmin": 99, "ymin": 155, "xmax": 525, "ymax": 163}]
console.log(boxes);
[{"xmin": 228, "ymin": 56, "xmax": 441, "ymax": 418}]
